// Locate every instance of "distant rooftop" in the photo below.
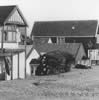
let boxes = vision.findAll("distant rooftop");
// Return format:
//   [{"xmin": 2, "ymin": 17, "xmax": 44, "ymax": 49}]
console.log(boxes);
[{"xmin": 31, "ymin": 20, "xmax": 98, "ymax": 37}]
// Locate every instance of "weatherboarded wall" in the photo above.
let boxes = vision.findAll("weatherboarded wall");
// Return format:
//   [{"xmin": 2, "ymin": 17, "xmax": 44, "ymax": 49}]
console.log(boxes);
[
  {"xmin": 26, "ymin": 49, "xmax": 39, "ymax": 76},
  {"xmin": 19, "ymin": 52, "xmax": 25, "ymax": 79},
  {"xmin": 13, "ymin": 54, "xmax": 18, "ymax": 79},
  {"xmin": 6, "ymin": 51, "xmax": 25, "ymax": 80}
]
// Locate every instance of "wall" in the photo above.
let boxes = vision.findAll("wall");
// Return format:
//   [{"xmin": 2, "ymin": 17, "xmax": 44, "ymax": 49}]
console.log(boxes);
[
  {"xmin": 88, "ymin": 49, "xmax": 99, "ymax": 60},
  {"xmin": 65, "ymin": 37, "xmax": 96, "ymax": 53},
  {"xmin": 19, "ymin": 52, "xmax": 25, "ymax": 79},
  {"xmin": 34, "ymin": 36, "xmax": 96, "ymax": 55},
  {"xmin": 26, "ymin": 49, "xmax": 39, "ymax": 76},
  {"xmin": 0, "ymin": 26, "xmax": 25, "ymax": 49},
  {"xmin": 34, "ymin": 37, "xmax": 96, "ymax": 45},
  {"xmin": 0, "ymin": 43, "xmax": 18, "ymax": 49},
  {"xmin": 12, "ymin": 54, "xmax": 18, "ymax": 79},
  {"xmin": 96, "ymin": 34, "xmax": 99, "ymax": 43},
  {"xmin": 6, "ymin": 51, "xmax": 25, "ymax": 80},
  {"xmin": 76, "ymin": 44, "xmax": 86, "ymax": 64},
  {"xmin": 34, "ymin": 37, "xmax": 49, "ymax": 46}
]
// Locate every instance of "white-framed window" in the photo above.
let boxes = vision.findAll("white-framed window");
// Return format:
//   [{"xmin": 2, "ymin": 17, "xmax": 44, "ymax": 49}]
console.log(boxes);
[
  {"xmin": 4, "ymin": 25, "xmax": 17, "ymax": 42},
  {"xmin": 51, "ymin": 37, "xmax": 57, "ymax": 44},
  {"xmin": 7, "ymin": 31, "xmax": 16, "ymax": 42},
  {"xmin": 97, "ymin": 35, "xmax": 99, "ymax": 43},
  {"xmin": 58, "ymin": 37, "xmax": 66, "ymax": 44},
  {"xmin": 50, "ymin": 37, "xmax": 66, "ymax": 44}
]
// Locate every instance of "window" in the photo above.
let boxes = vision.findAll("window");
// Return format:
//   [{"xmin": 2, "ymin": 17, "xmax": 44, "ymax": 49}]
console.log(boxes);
[
  {"xmin": 57, "ymin": 37, "xmax": 66, "ymax": 44},
  {"xmin": 51, "ymin": 37, "xmax": 57, "ymax": 43},
  {"xmin": 59, "ymin": 37, "xmax": 65, "ymax": 44},
  {"xmin": 7, "ymin": 32, "xmax": 16, "ymax": 42},
  {"xmin": 4, "ymin": 31, "xmax": 16, "ymax": 42},
  {"xmin": 4, "ymin": 26, "xmax": 17, "ymax": 42},
  {"xmin": 97, "ymin": 34, "xmax": 99, "ymax": 43}
]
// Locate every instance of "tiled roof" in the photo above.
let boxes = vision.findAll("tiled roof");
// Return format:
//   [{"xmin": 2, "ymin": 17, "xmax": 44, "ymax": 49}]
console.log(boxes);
[
  {"xmin": 31, "ymin": 20, "xmax": 98, "ymax": 37},
  {"xmin": 34, "ymin": 43, "xmax": 82, "ymax": 57},
  {"xmin": 0, "ymin": 5, "xmax": 15, "ymax": 24},
  {"xmin": 0, "ymin": 5, "xmax": 28, "ymax": 26}
]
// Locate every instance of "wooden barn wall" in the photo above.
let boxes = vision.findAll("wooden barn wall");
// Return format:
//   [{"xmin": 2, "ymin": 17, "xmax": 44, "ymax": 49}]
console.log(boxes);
[
  {"xmin": 34, "ymin": 37, "xmax": 49, "ymax": 45},
  {"xmin": 65, "ymin": 37, "xmax": 96, "ymax": 45},
  {"xmin": 65, "ymin": 37, "xmax": 96, "ymax": 54},
  {"xmin": 34, "ymin": 37, "xmax": 96, "ymax": 55},
  {"xmin": 26, "ymin": 49, "xmax": 39, "ymax": 76},
  {"xmin": 34, "ymin": 37, "xmax": 96, "ymax": 45},
  {"xmin": 75, "ymin": 45, "xmax": 86, "ymax": 63}
]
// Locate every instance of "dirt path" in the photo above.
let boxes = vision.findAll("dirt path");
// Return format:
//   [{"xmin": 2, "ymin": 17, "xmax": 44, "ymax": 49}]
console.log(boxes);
[{"xmin": 0, "ymin": 66, "xmax": 99, "ymax": 100}]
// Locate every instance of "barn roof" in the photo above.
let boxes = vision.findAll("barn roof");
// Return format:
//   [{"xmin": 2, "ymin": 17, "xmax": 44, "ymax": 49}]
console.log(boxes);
[
  {"xmin": 31, "ymin": 20, "xmax": 98, "ymax": 37},
  {"xmin": 0, "ymin": 5, "xmax": 28, "ymax": 26}
]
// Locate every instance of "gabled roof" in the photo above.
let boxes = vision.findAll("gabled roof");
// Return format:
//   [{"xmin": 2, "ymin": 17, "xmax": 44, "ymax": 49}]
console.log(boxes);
[
  {"xmin": 0, "ymin": 5, "xmax": 15, "ymax": 24},
  {"xmin": 26, "ymin": 45, "xmax": 34, "ymax": 59},
  {"xmin": 31, "ymin": 20, "xmax": 98, "ymax": 37},
  {"xmin": 0, "ymin": 5, "xmax": 28, "ymax": 26},
  {"xmin": 26, "ymin": 43, "xmax": 86, "ymax": 60},
  {"xmin": 34, "ymin": 43, "xmax": 84, "ymax": 57}
]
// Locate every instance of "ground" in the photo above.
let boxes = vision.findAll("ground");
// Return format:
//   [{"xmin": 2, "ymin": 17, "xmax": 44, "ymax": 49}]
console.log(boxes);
[{"xmin": 1, "ymin": 66, "xmax": 99, "ymax": 100}]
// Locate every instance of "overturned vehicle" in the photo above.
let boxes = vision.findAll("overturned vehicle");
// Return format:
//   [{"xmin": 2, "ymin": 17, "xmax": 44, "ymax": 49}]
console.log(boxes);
[
  {"xmin": 30, "ymin": 50, "xmax": 75, "ymax": 75},
  {"xmin": 75, "ymin": 56, "xmax": 91, "ymax": 69}
]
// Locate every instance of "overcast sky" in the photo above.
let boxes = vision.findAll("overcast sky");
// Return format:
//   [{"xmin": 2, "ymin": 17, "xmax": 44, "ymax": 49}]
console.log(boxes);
[{"xmin": 0, "ymin": 0, "xmax": 99, "ymax": 35}]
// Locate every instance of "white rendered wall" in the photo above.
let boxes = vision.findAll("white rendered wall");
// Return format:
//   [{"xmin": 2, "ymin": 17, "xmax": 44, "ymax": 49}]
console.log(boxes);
[
  {"xmin": 0, "ymin": 43, "xmax": 18, "ymax": 49},
  {"xmin": 19, "ymin": 52, "xmax": 25, "ymax": 79},
  {"xmin": 8, "ymin": 9, "xmax": 24, "ymax": 24},
  {"xmin": 26, "ymin": 49, "xmax": 39, "ymax": 76},
  {"xmin": 7, "ymin": 52, "xmax": 25, "ymax": 80},
  {"xmin": 12, "ymin": 54, "xmax": 18, "ymax": 79}
]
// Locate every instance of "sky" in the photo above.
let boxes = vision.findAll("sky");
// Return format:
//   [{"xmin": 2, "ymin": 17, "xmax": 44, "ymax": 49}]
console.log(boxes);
[{"xmin": 0, "ymin": 0, "xmax": 99, "ymax": 36}]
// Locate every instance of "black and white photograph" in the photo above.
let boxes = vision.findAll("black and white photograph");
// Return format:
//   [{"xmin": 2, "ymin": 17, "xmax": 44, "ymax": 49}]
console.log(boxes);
[{"xmin": 0, "ymin": 0, "xmax": 99, "ymax": 100}]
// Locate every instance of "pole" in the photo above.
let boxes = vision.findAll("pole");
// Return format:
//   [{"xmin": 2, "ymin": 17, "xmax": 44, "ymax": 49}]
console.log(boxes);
[
  {"xmin": 1, "ymin": 25, "xmax": 4, "ymax": 51},
  {"xmin": 11, "ymin": 54, "xmax": 13, "ymax": 80},
  {"xmin": 1, "ymin": 25, "xmax": 5, "ymax": 79},
  {"xmin": 24, "ymin": 27, "xmax": 27, "ymax": 78},
  {"xmin": 18, "ymin": 53, "xmax": 19, "ymax": 79}
]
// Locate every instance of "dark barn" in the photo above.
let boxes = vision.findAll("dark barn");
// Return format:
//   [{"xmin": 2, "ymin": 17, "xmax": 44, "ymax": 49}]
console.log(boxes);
[{"xmin": 31, "ymin": 20, "xmax": 98, "ymax": 55}]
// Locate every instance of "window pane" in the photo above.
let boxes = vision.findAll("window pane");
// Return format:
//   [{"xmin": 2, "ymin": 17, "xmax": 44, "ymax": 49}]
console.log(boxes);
[
  {"xmin": 8, "ymin": 32, "xmax": 12, "ymax": 41},
  {"xmin": 51, "ymin": 37, "xmax": 57, "ymax": 43},
  {"xmin": 12, "ymin": 32, "xmax": 16, "ymax": 41}
]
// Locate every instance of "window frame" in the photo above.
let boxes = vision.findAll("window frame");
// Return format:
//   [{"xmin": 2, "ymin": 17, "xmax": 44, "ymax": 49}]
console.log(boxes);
[{"xmin": 4, "ymin": 25, "xmax": 17, "ymax": 43}]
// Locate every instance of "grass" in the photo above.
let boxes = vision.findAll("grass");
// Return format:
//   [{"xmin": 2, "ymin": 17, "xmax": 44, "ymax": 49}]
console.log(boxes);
[{"xmin": 0, "ymin": 66, "xmax": 99, "ymax": 100}]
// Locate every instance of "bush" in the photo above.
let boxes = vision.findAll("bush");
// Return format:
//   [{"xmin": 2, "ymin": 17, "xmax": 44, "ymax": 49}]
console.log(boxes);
[{"xmin": 35, "ymin": 50, "xmax": 75, "ymax": 75}]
